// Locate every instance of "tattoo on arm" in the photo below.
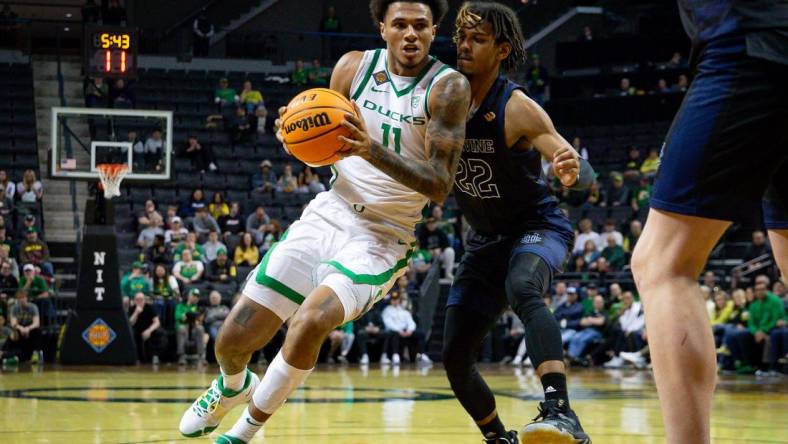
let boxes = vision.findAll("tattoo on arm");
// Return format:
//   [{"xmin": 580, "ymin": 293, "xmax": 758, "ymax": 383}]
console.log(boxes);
[
  {"xmin": 232, "ymin": 304, "xmax": 257, "ymax": 328},
  {"xmin": 366, "ymin": 74, "xmax": 470, "ymax": 203}
]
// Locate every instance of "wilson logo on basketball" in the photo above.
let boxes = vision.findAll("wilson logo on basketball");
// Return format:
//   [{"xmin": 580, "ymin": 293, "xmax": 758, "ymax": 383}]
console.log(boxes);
[{"xmin": 284, "ymin": 112, "xmax": 332, "ymax": 134}]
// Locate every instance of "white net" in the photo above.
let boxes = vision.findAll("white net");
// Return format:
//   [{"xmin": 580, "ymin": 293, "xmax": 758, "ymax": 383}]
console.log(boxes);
[{"xmin": 96, "ymin": 164, "xmax": 129, "ymax": 199}]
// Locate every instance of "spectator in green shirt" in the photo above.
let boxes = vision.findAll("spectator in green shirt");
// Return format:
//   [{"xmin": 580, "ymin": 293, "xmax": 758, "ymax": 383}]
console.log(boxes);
[
  {"xmin": 725, "ymin": 277, "xmax": 785, "ymax": 372},
  {"xmin": 291, "ymin": 60, "xmax": 307, "ymax": 86},
  {"xmin": 19, "ymin": 263, "xmax": 54, "ymax": 325},
  {"xmin": 600, "ymin": 236, "xmax": 627, "ymax": 270},
  {"xmin": 121, "ymin": 261, "xmax": 150, "ymax": 299},
  {"xmin": 19, "ymin": 264, "xmax": 49, "ymax": 299},
  {"xmin": 214, "ymin": 78, "xmax": 238, "ymax": 110},
  {"xmin": 173, "ymin": 232, "xmax": 206, "ymax": 263},
  {"xmin": 173, "ymin": 249, "xmax": 205, "ymax": 287},
  {"xmin": 319, "ymin": 6, "xmax": 341, "ymax": 33},
  {"xmin": 306, "ymin": 59, "xmax": 331, "ymax": 85},
  {"xmin": 175, "ymin": 288, "xmax": 205, "ymax": 364}
]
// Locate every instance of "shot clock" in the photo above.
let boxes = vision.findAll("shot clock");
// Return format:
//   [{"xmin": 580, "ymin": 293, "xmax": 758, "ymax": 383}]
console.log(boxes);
[{"xmin": 84, "ymin": 25, "xmax": 138, "ymax": 78}]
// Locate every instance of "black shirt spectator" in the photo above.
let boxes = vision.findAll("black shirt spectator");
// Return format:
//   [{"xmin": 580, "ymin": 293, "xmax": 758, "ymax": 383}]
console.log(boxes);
[
  {"xmin": 109, "ymin": 78, "xmax": 134, "ymax": 108},
  {"xmin": 418, "ymin": 219, "xmax": 449, "ymax": 251},
  {"xmin": 206, "ymin": 249, "xmax": 236, "ymax": 282},
  {"xmin": 0, "ymin": 261, "xmax": 18, "ymax": 299},
  {"xmin": 743, "ymin": 230, "xmax": 773, "ymax": 263},
  {"xmin": 219, "ymin": 202, "xmax": 244, "ymax": 236},
  {"xmin": 179, "ymin": 136, "xmax": 217, "ymax": 173},
  {"xmin": 127, "ymin": 292, "xmax": 163, "ymax": 363},
  {"xmin": 145, "ymin": 235, "xmax": 172, "ymax": 266},
  {"xmin": 604, "ymin": 173, "xmax": 631, "ymax": 207}
]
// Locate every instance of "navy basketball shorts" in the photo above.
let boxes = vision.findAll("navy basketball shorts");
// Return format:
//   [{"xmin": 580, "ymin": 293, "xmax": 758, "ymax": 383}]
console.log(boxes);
[
  {"xmin": 446, "ymin": 228, "xmax": 572, "ymax": 319},
  {"xmin": 650, "ymin": 35, "xmax": 788, "ymax": 225},
  {"xmin": 764, "ymin": 169, "xmax": 788, "ymax": 229}
]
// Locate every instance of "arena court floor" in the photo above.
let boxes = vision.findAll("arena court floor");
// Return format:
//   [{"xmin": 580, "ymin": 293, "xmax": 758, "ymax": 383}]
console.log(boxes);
[{"xmin": 0, "ymin": 364, "xmax": 786, "ymax": 444}]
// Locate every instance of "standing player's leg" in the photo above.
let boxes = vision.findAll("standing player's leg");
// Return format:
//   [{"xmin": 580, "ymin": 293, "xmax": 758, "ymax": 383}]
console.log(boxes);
[
  {"xmin": 764, "ymin": 177, "xmax": 788, "ymax": 278},
  {"xmin": 632, "ymin": 33, "xmax": 788, "ymax": 443},
  {"xmin": 769, "ymin": 229, "xmax": 788, "ymax": 278},
  {"xmin": 443, "ymin": 307, "xmax": 514, "ymax": 443},
  {"xmin": 179, "ymin": 295, "xmax": 287, "ymax": 437},
  {"xmin": 631, "ymin": 211, "xmax": 729, "ymax": 443},
  {"xmin": 216, "ymin": 285, "xmax": 346, "ymax": 444},
  {"xmin": 442, "ymin": 240, "xmax": 516, "ymax": 443},
  {"xmin": 509, "ymin": 249, "xmax": 589, "ymax": 443},
  {"xmin": 217, "ymin": 249, "xmax": 401, "ymax": 444}
]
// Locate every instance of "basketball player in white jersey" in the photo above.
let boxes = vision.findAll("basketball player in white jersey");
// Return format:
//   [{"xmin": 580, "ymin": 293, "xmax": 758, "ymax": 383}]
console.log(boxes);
[{"xmin": 179, "ymin": 1, "xmax": 470, "ymax": 442}]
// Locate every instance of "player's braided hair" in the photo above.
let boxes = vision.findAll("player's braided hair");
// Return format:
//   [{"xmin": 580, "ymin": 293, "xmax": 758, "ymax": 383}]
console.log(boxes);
[
  {"xmin": 369, "ymin": 0, "xmax": 449, "ymax": 26},
  {"xmin": 454, "ymin": 1, "xmax": 527, "ymax": 71}
]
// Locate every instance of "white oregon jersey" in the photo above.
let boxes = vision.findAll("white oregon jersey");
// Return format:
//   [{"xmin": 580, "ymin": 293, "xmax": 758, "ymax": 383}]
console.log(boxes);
[{"xmin": 329, "ymin": 48, "xmax": 456, "ymax": 231}]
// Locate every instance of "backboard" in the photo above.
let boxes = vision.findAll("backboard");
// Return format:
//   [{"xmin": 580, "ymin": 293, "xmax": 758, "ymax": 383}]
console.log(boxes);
[{"xmin": 50, "ymin": 107, "xmax": 173, "ymax": 181}]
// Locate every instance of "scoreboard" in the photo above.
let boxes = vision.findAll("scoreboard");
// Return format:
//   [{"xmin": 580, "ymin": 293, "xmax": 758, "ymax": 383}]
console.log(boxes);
[{"xmin": 84, "ymin": 25, "xmax": 138, "ymax": 78}]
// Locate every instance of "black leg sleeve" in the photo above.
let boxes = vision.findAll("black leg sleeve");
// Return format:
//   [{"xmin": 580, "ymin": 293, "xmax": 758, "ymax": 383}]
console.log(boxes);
[
  {"xmin": 442, "ymin": 305, "xmax": 499, "ymax": 421},
  {"xmin": 505, "ymin": 253, "xmax": 565, "ymax": 369},
  {"xmin": 356, "ymin": 330, "xmax": 369, "ymax": 355}
]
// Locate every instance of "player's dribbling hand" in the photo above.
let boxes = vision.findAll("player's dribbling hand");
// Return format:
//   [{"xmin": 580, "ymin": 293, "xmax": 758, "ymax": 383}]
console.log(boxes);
[
  {"xmin": 274, "ymin": 106, "xmax": 292, "ymax": 155},
  {"xmin": 552, "ymin": 146, "xmax": 581, "ymax": 187},
  {"xmin": 337, "ymin": 101, "xmax": 373, "ymax": 161}
]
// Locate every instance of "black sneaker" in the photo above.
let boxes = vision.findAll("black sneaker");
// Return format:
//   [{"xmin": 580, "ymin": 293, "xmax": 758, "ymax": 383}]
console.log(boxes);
[
  {"xmin": 483, "ymin": 430, "xmax": 519, "ymax": 443},
  {"xmin": 520, "ymin": 399, "xmax": 591, "ymax": 443}
]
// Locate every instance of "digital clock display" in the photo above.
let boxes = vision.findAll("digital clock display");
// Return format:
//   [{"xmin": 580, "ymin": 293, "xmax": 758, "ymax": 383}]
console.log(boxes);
[
  {"xmin": 94, "ymin": 32, "xmax": 131, "ymax": 50},
  {"xmin": 84, "ymin": 25, "xmax": 138, "ymax": 78}
]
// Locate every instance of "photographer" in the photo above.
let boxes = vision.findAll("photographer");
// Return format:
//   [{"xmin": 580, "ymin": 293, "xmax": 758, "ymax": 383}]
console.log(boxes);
[
  {"xmin": 128, "ymin": 292, "xmax": 164, "ymax": 364},
  {"xmin": 175, "ymin": 289, "xmax": 205, "ymax": 365}
]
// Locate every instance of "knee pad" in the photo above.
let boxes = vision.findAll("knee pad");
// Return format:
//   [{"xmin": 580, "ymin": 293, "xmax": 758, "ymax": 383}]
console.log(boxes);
[{"xmin": 505, "ymin": 253, "xmax": 552, "ymax": 320}]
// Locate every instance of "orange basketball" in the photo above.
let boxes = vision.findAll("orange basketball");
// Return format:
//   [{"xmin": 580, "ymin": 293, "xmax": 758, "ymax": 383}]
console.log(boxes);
[{"xmin": 281, "ymin": 88, "xmax": 356, "ymax": 167}]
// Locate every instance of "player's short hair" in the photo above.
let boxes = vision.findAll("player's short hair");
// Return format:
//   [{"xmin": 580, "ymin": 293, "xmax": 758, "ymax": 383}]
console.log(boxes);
[
  {"xmin": 370, "ymin": 0, "xmax": 449, "ymax": 26},
  {"xmin": 454, "ymin": 1, "xmax": 527, "ymax": 71}
]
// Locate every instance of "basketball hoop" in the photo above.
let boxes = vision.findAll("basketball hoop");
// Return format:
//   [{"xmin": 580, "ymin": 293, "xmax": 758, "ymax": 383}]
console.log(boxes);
[{"xmin": 96, "ymin": 164, "xmax": 129, "ymax": 199}]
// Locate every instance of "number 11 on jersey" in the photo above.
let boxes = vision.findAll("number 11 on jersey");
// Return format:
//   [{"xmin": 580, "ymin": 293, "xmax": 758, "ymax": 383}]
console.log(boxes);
[{"xmin": 381, "ymin": 123, "xmax": 401, "ymax": 154}]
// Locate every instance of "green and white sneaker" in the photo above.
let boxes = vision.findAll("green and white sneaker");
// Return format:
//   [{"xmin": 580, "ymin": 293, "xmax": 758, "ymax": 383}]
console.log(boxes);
[
  {"xmin": 213, "ymin": 434, "xmax": 248, "ymax": 444},
  {"xmin": 179, "ymin": 369, "xmax": 259, "ymax": 437}
]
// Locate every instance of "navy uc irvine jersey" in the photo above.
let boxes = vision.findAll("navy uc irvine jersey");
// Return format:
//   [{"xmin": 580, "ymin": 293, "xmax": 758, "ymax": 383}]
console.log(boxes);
[
  {"xmin": 678, "ymin": 0, "xmax": 788, "ymax": 66},
  {"xmin": 452, "ymin": 76, "xmax": 572, "ymax": 237}
]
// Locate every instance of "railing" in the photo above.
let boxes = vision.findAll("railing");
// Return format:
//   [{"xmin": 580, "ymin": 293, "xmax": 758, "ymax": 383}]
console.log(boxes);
[{"xmin": 729, "ymin": 254, "xmax": 774, "ymax": 288}]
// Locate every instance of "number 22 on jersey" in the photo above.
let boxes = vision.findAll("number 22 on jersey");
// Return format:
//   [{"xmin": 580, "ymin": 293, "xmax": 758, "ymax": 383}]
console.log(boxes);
[{"xmin": 456, "ymin": 158, "xmax": 500, "ymax": 199}]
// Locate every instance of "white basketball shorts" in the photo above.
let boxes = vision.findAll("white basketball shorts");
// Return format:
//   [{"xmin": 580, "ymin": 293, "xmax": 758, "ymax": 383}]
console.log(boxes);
[{"xmin": 241, "ymin": 191, "xmax": 415, "ymax": 323}]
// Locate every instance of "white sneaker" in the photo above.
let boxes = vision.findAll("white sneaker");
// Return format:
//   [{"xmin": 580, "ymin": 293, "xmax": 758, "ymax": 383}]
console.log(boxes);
[
  {"xmin": 179, "ymin": 369, "xmax": 259, "ymax": 437},
  {"xmin": 619, "ymin": 351, "xmax": 646, "ymax": 368},
  {"xmin": 511, "ymin": 355, "xmax": 523, "ymax": 366},
  {"xmin": 417, "ymin": 353, "xmax": 433, "ymax": 365},
  {"xmin": 359, "ymin": 353, "xmax": 370, "ymax": 365},
  {"xmin": 209, "ymin": 162, "xmax": 218, "ymax": 171},
  {"xmin": 380, "ymin": 354, "xmax": 391, "ymax": 365},
  {"xmin": 392, "ymin": 353, "xmax": 401, "ymax": 365},
  {"xmin": 523, "ymin": 357, "xmax": 533, "ymax": 367},
  {"xmin": 604, "ymin": 356, "xmax": 625, "ymax": 369}
]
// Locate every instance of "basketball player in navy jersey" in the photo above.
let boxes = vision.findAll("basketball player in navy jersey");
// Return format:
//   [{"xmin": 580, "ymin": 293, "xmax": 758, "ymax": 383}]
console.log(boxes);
[
  {"xmin": 630, "ymin": 1, "xmax": 788, "ymax": 443},
  {"xmin": 444, "ymin": 3, "xmax": 594, "ymax": 443}
]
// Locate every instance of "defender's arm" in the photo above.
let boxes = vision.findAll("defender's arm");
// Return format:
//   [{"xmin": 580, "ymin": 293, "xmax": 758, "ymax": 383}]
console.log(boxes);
[{"xmin": 507, "ymin": 90, "xmax": 595, "ymax": 189}]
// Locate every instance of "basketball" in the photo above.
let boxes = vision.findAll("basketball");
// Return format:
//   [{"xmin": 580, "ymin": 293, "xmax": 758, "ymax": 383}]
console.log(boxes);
[{"xmin": 281, "ymin": 88, "xmax": 356, "ymax": 166}]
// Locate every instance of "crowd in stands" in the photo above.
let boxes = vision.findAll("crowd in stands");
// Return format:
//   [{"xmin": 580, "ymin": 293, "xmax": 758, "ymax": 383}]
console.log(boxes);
[{"xmin": 0, "ymin": 167, "xmax": 50, "ymax": 366}]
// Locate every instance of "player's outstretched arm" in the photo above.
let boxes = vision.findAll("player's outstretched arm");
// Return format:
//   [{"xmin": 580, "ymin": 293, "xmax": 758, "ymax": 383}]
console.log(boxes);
[
  {"xmin": 507, "ymin": 90, "xmax": 594, "ymax": 189},
  {"xmin": 338, "ymin": 73, "xmax": 471, "ymax": 204}
]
